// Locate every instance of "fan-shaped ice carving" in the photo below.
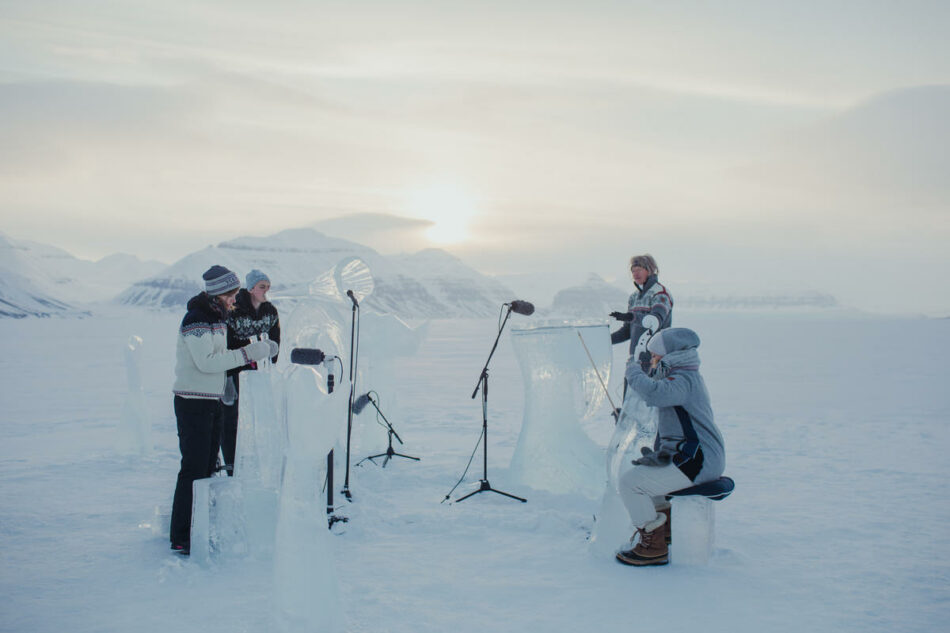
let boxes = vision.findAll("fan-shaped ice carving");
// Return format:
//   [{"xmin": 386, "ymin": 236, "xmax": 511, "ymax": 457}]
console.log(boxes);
[{"xmin": 308, "ymin": 256, "xmax": 374, "ymax": 304}]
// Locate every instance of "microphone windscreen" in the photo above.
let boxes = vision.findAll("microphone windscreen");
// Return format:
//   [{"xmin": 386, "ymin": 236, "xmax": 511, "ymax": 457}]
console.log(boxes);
[
  {"xmin": 290, "ymin": 348, "xmax": 325, "ymax": 365},
  {"xmin": 510, "ymin": 300, "xmax": 535, "ymax": 316},
  {"xmin": 352, "ymin": 393, "xmax": 371, "ymax": 415}
]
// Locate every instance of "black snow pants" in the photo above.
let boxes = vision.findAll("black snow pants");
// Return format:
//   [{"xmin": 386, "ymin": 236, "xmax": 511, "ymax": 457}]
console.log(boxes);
[{"xmin": 169, "ymin": 396, "xmax": 222, "ymax": 546}]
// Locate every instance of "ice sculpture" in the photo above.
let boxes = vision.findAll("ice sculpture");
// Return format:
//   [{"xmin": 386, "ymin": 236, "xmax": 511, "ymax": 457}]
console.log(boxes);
[
  {"xmin": 588, "ymin": 353, "xmax": 659, "ymax": 558},
  {"xmin": 507, "ymin": 322, "xmax": 611, "ymax": 498},
  {"xmin": 353, "ymin": 312, "xmax": 428, "ymax": 451},
  {"xmin": 232, "ymin": 365, "xmax": 284, "ymax": 558},
  {"xmin": 670, "ymin": 496, "xmax": 716, "ymax": 565},
  {"xmin": 273, "ymin": 363, "xmax": 346, "ymax": 633},
  {"xmin": 118, "ymin": 335, "xmax": 150, "ymax": 454},
  {"xmin": 234, "ymin": 368, "xmax": 284, "ymax": 490},
  {"xmin": 284, "ymin": 256, "xmax": 427, "ymax": 460},
  {"xmin": 190, "ymin": 477, "xmax": 248, "ymax": 566}
]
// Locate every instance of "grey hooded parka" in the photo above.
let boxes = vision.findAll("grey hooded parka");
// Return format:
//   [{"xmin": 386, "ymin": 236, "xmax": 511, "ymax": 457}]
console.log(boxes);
[{"xmin": 624, "ymin": 327, "xmax": 725, "ymax": 485}]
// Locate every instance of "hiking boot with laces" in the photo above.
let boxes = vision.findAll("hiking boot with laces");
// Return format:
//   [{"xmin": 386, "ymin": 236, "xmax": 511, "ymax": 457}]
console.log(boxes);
[{"xmin": 616, "ymin": 513, "xmax": 668, "ymax": 566}]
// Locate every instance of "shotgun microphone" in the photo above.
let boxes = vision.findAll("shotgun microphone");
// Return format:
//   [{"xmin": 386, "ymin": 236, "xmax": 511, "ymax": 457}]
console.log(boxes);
[
  {"xmin": 352, "ymin": 393, "xmax": 372, "ymax": 415},
  {"xmin": 291, "ymin": 348, "xmax": 339, "ymax": 392},
  {"xmin": 290, "ymin": 348, "xmax": 325, "ymax": 365},
  {"xmin": 509, "ymin": 300, "xmax": 535, "ymax": 316}
]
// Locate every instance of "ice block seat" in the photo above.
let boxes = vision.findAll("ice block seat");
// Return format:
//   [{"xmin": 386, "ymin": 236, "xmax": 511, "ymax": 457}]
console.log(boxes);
[{"xmin": 665, "ymin": 476, "xmax": 735, "ymax": 565}]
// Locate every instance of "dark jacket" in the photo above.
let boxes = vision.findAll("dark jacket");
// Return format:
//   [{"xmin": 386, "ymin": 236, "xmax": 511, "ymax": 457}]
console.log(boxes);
[{"xmin": 226, "ymin": 288, "xmax": 280, "ymax": 375}]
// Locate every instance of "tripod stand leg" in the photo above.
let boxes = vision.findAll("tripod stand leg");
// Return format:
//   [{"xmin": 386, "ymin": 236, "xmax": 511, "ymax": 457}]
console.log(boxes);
[
  {"xmin": 488, "ymin": 487, "xmax": 527, "ymax": 503},
  {"xmin": 455, "ymin": 480, "xmax": 490, "ymax": 503}
]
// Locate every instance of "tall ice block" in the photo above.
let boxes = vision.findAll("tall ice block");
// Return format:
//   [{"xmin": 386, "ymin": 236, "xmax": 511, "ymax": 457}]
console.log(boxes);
[
  {"xmin": 273, "ymin": 365, "xmax": 346, "ymax": 633},
  {"xmin": 118, "ymin": 335, "xmax": 150, "ymax": 454}
]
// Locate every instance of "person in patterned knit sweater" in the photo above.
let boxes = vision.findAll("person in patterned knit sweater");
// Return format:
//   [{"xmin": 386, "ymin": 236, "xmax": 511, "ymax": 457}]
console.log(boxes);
[
  {"xmin": 220, "ymin": 269, "xmax": 281, "ymax": 476},
  {"xmin": 170, "ymin": 265, "xmax": 277, "ymax": 554},
  {"xmin": 610, "ymin": 254, "xmax": 673, "ymax": 373}
]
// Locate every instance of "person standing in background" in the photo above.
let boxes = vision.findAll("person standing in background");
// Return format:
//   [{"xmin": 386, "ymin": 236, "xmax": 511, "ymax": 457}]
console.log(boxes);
[
  {"xmin": 610, "ymin": 254, "xmax": 673, "ymax": 374},
  {"xmin": 221, "ymin": 269, "xmax": 281, "ymax": 476}
]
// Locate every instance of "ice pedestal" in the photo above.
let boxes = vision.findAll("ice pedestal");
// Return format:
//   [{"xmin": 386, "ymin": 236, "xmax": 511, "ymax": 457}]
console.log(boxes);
[
  {"xmin": 508, "ymin": 323, "xmax": 611, "ymax": 499},
  {"xmin": 589, "ymin": 376, "xmax": 659, "ymax": 558},
  {"xmin": 671, "ymin": 496, "xmax": 716, "ymax": 565},
  {"xmin": 118, "ymin": 335, "xmax": 150, "ymax": 455},
  {"xmin": 190, "ymin": 477, "xmax": 248, "ymax": 566},
  {"xmin": 273, "ymin": 365, "xmax": 346, "ymax": 633}
]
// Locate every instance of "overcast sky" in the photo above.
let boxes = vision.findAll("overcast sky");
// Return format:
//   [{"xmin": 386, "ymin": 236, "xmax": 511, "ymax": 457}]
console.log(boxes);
[{"xmin": 1, "ymin": 1, "xmax": 948, "ymax": 313}]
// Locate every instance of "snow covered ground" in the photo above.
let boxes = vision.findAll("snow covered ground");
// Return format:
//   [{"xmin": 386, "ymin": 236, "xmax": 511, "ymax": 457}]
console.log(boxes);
[{"xmin": 1, "ymin": 308, "xmax": 948, "ymax": 632}]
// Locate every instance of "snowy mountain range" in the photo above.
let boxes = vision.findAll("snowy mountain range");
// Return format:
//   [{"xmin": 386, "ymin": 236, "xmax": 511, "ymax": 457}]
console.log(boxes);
[
  {"xmin": 117, "ymin": 228, "xmax": 517, "ymax": 318},
  {"xmin": 2, "ymin": 226, "xmax": 844, "ymax": 319},
  {"xmin": 0, "ymin": 233, "xmax": 163, "ymax": 318}
]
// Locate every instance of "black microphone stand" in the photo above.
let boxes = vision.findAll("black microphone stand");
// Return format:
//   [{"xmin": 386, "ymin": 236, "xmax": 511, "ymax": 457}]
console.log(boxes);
[
  {"xmin": 356, "ymin": 394, "xmax": 420, "ymax": 467},
  {"xmin": 342, "ymin": 291, "xmax": 359, "ymax": 501},
  {"xmin": 456, "ymin": 306, "xmax": 527, "ymax": 503}
]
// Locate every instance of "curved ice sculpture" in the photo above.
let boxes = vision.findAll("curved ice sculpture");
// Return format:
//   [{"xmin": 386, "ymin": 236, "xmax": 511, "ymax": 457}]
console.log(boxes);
[
  {"xmin": 353, "ymin": 312, "xmax": 428, "ymax": 449},
  {"xmin": 508, "ymin": 322, "xmax": 611, "ymax": 498},
  {"xmin": 588, "ymin": 361, "xmax": 659, "ymax": 558},
  {"xmin": 286, "ymin": 256, "xmax": 427, "ymax": 455}
]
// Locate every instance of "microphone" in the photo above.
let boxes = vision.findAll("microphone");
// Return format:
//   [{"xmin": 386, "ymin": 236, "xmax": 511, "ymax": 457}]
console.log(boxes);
[
  {"xmin": 346, "ymin": 289, "xmax": 359, "ymax": 307},
  {"xmin": 292, "ymin": 348, "xmax": 340, "ymax": 392},
  {"xmin": 509, "ymin": 300, "xmax": 535, "ymax": 316},
  {"xmin": 352, "ymin": 392, "xmax": 372, "ymax": 415},
  {"xmin": 290, "ymin": 348, "xmax": 325, "ymax": 365}
]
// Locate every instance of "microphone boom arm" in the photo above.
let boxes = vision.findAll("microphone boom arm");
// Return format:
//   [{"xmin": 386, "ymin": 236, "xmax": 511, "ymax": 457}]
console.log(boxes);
[{"xmin": 472, "ymin": 305, "xmax": 513, "ymax": 399}]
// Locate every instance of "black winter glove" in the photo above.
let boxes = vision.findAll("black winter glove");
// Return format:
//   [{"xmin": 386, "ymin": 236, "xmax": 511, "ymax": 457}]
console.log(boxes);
[
  {"xmin": 638, "ymin": 351, "xmax": 652, "ymax": 367},
  {"xmin": 632, "ymin": 446, "xmax": 676, "ymax": 467},
  {"xmin": 610, "ymin": 311, "xmax": 634, "ymax": 322}
]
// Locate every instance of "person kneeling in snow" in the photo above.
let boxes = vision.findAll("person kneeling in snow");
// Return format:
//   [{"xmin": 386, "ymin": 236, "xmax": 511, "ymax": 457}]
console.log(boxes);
[{"xmin": 616, "ymin": 327, "xmax": 725, "ymax": 566}]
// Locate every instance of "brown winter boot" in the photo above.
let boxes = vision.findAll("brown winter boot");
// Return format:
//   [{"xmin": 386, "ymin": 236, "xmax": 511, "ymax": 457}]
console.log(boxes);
[{"xmin": 616, "ymin": 513, "xmax": 669, "ymax": 566}]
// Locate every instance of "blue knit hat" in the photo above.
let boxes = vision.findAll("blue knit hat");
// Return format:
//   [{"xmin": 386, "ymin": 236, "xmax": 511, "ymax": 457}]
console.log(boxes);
[
  {"xmin": 203, "ymin": 265, "xmax": 241, "ymax": 296},
  {"xmin": 246, "ymin": 269, "xmax": 270, "ymax": 290}
]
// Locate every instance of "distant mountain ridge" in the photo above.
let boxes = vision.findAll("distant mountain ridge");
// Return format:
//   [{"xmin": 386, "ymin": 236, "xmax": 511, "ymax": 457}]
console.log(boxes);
[
  {"xmin": 0, "ymin": 233, "xmax": 162, "ymax": 318},
  {"xmin": 0, "ymin": 228, "xmax": 843, "ymax": 319},
  {"xmin": 117, "ymin": 228, "xmax": 516, "ymax": 318}
]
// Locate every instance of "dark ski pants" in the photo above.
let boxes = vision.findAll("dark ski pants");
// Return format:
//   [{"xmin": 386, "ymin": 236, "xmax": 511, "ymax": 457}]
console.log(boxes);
[{"xmin": 170, "ymin": 396, "xmax": 222, "ymax": 546}]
